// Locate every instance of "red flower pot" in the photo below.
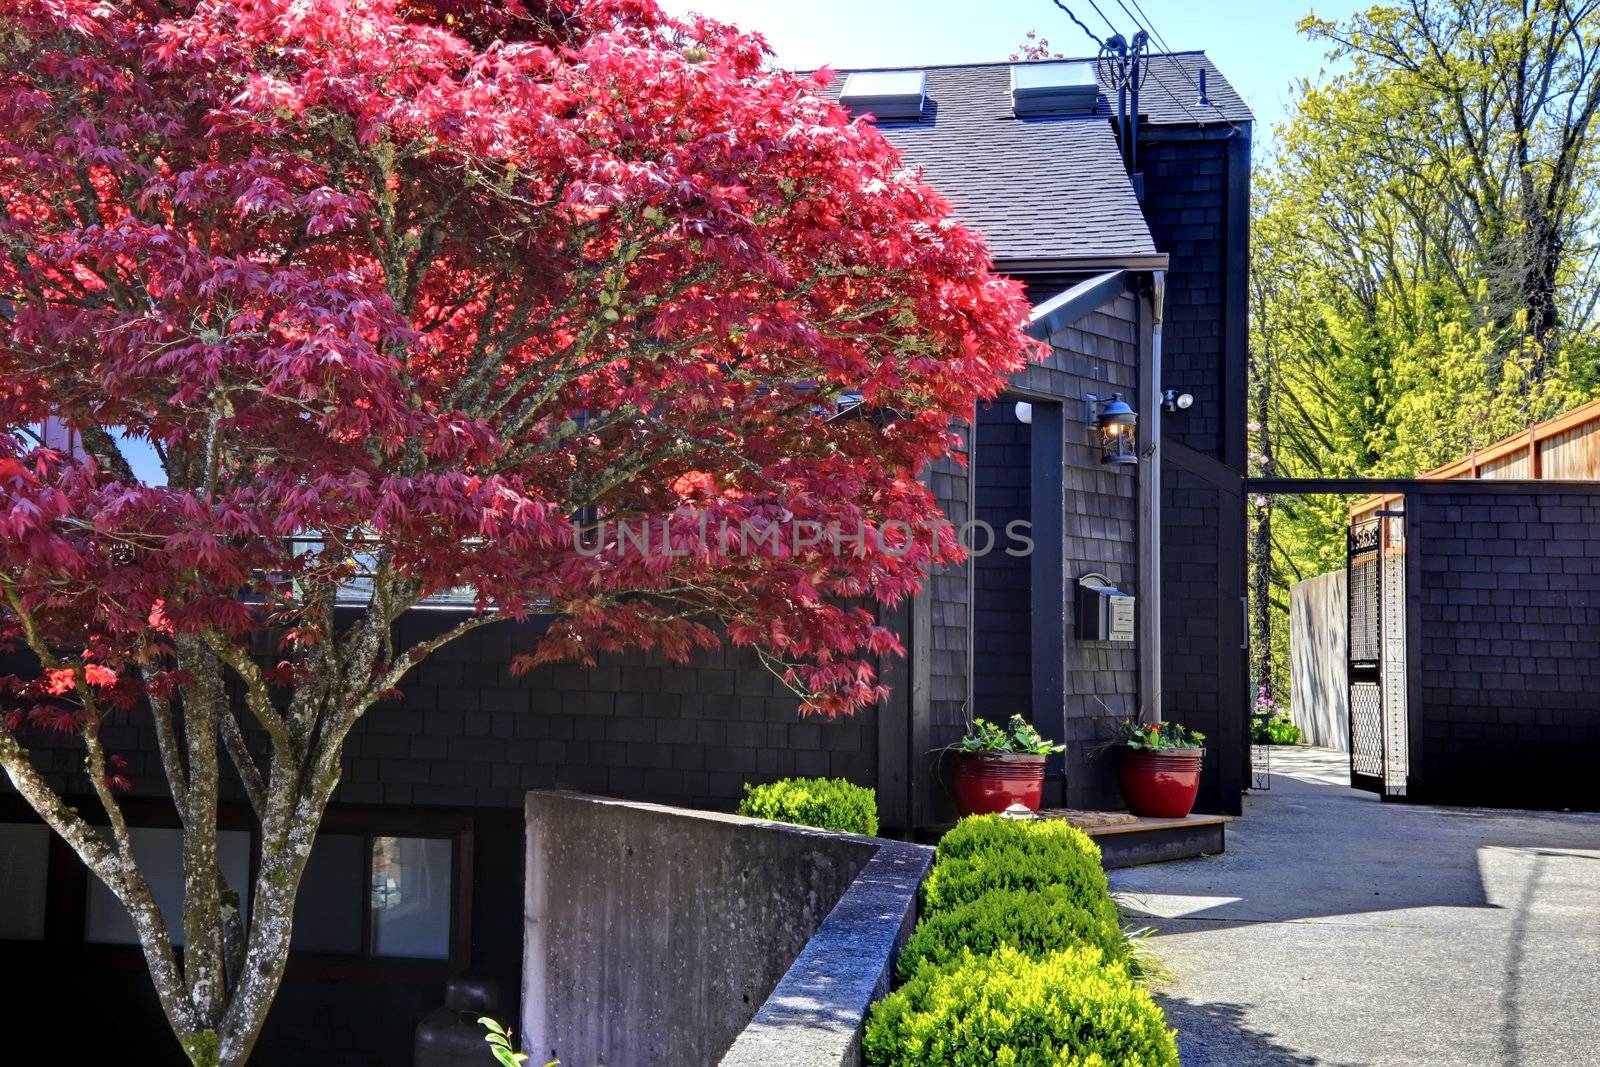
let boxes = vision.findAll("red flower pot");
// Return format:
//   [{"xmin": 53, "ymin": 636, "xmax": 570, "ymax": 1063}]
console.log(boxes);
[
  {"xmin": 1118, "ymin": 748, "xmax": 1204, "ymax": 818},
  {"xmin": 951, "ymin": 752, "xmax": 1047, "ymax": 816}
]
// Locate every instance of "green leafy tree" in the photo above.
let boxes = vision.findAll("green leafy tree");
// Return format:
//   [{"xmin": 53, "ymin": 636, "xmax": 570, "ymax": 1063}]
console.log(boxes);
[{"xmin": 1250, "ymin": 0, "xmax": 1600, "ymax": 696}]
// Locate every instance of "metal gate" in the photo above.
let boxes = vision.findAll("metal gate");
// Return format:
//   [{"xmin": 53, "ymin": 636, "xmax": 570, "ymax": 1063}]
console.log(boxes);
[{"xmin": 1347, "ymin": 510, "xmax": 1408, "ymax": 796}]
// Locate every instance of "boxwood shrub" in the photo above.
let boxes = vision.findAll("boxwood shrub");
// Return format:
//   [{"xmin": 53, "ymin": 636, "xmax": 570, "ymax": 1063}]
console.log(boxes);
[
  {"xmin": 894, "ymin": 884, "xmax": 1128, "ymax": 981},
  {"xmin": 736, "ymin": 777, "xmax": 878, "ymax": 836},
  {"xmin": 863, "ymin": 944, "xmax": 1178, "ymax": 1066},
  {"xmin": 920, "ymin": 817, "xmax": 1118, "ymax": 934}
]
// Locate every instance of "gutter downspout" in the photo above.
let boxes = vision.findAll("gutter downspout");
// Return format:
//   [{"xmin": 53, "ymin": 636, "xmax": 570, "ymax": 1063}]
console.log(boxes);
[{"xmin": 1139, "ymin": 271, "xmax": 1165, "ymax": 725}]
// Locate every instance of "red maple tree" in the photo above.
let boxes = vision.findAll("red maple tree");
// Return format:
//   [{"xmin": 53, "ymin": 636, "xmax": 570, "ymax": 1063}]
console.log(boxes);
[{"xmin": 0, "ymin": 0, "xmax": 1036, "ymax": 1059}]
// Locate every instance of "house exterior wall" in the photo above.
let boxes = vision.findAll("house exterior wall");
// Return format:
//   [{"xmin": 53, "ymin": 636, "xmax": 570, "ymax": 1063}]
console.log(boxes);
[
  {"xmin": 340, "ymin": 625, "xmax": 873, "ymax": 812},
  {"xmin": 1010, "ymin": 291, "xmax": 1143, "ymax": 811},
  {"xmin": 864, "ymin": 285, "xmax": 1150, "ymax": 823},
  {"xmin": 1158, "ymin": 447, "xmax": 1247, "ymax": 814},
  {"xmin": 6, "ymin": 624, "xmax": 873, "ymax": 815},
  {"xmin": 1142, "ymin": 123, "xmax": 1252, "ymax": 815},
  {"xmin": 1408, "ymin": 487, "xmax": 1600, "ymax": 809}
]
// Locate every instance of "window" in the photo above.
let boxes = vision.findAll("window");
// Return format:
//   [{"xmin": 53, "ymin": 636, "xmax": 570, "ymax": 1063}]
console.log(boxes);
[
  {"xmin": 2, "ymin": 809, "xmax": 464, "ymax": 967},
  {"xmin": 839, "ymin": 70, "xmax": 926, "ymax": 120},
  {"xmin": 1011, "ymin": 61, "xmax": 1100, "ymax": 116},
  {"xmin": 291, "ymin": 833, "xmax": 367, "ymax": 954},
  {"xmin": 290, "ymin": 832, "xmax": 456, "ymax": 960},
  {"xmin": 84, "ymin": 827, "xmax": 252, "ymax": 945},
  {"xmin": 0, "ymin": 822, "xmax": 50, "ymax": 941},
  {"xmin": 369, "ymin": 836, "xmax": 453, "ymax": 959}
]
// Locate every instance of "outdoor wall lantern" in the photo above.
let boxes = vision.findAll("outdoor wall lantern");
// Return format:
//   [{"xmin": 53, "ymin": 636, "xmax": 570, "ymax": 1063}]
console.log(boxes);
[{"xmin": 1085, "ymin": 392, "xmax": 1138, "ymax": 465}]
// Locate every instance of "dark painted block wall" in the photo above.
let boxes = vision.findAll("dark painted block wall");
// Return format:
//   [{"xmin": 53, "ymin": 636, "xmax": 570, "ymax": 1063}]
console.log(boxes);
[
  {"xmin": 973, "ymin": 402, "xmax": 1033, "ymax": 717},
  {"xmin": 1160, "ymin": 448, "xmax": 1246, "ymax": 815},
  {"xmin": 6, "ymin": 622, "xmax": 876, "ymax": 813},
  {"xmin": 340, "ymin": 621, "xmax": 875, "ymax": 812},
  {"xmin": 1142, "ymin": 123, "xmax": 1251, "ymax": 814},
  {"xmin": 1409, "ymin": 488, "xmax": 1600, "ymax": 809}
]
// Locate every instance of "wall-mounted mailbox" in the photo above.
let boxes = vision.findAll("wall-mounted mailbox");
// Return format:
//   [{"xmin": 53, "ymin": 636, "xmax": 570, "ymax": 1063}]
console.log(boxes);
[{"xmin": 1076, "ymin": 573, "xmax": 1135, "ymax": 643}]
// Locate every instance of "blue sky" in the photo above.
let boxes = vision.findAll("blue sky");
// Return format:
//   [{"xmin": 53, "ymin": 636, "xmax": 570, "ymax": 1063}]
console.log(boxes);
[{"xmin": 658, "ymin": 0, "xmax": 1366, "ymax": 143}]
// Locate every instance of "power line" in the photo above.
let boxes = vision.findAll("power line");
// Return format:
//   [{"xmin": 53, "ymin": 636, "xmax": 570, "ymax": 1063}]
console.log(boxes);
[
  {"xmin": 1135, "ymin": 55, "xmax": 1212, "ymax": 128},
  {"xmin": 1092, "ymin": 0, "xmax": 1208, "ymax": 130},
  {"xmin": 1084, "ymin": 0, "xmax": 1121, "ymax": 37},
  {"xmin": 1118, "ymin": 0, "xmax": 1243, "ymax": 132},
  {"xmin": 1050, "ymin": 0, "xmax": 1107, "ymax": 51}
]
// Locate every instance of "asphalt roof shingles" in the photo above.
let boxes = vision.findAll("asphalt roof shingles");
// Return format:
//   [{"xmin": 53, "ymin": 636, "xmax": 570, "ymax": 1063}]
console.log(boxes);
[{"xmin": 820, "ymin": 54, "xmax": 1252, "ymax": 266}]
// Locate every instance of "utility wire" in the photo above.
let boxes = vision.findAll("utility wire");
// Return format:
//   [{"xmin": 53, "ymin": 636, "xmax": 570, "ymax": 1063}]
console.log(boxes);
[
  {"xmin": 1118, "ymin": 0, "xmax": 1243, "ymax": 132},
  {"xmin": 1050, "ymin": 0, "xmax": 1107, "ymax": 50},
  {"xmin": 1085, "ymin": 0, "xmax": 1122, "ymax": 37},
  {"xmin": 1087, "ymin": 0, "xmax": 1208, "ymax": 130}
]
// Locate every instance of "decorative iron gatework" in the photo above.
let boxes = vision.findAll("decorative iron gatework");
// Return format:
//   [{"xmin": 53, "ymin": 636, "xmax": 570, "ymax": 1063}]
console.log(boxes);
[
  {"xmin": 1346, "ymin": 511, "xmax": 1408, "ymax": 796},
  {"xmin": 1251, "ymin": 740, "xmax": 1271, "ymax": 791}
]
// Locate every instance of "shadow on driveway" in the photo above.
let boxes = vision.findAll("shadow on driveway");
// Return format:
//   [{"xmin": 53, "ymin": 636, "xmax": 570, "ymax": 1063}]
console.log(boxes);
[{"xmin": 1110, "ymin": 746, "xmax": 1600, "ymax": 1066}]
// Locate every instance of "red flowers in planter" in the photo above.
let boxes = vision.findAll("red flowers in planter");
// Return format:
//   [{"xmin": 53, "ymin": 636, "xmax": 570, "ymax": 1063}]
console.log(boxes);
[{"xmin": 1114, "ymin": 719, "xmax": 1206, "ymax": 818}]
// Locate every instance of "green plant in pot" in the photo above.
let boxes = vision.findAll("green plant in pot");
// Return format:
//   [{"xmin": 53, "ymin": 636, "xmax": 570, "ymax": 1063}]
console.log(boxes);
[
  {"xmin": 1114, "ymin": 719, "xmax": 1206, "ymax": 818},
  {"xmin": 950, "ymin": 714, "xmax": 1065, "ymax": 816},
  {"xmin": 1251, "ymin": 687, "xmax": 1302, "ymax": 745}
]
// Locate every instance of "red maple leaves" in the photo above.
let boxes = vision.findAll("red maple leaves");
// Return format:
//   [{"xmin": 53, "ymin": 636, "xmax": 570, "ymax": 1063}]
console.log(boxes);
[{"xmin": 0, "ymin": 0, "xmax": 1041, "ymax": 718}]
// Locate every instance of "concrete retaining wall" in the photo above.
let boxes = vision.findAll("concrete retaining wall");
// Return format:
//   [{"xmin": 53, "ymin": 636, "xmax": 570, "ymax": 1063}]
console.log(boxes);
[
  {"xmin": 1290, "ymin": 570, "xmax": 1349, "ymax": 751},
  {"xmin": 522, "ymin": 792, "xmax": 930, "ymax": 1067}
]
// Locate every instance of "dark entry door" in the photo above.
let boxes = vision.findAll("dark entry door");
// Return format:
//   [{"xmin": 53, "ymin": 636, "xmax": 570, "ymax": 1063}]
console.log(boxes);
[{"xmin": 1347, "ymin": 510, "xmax": 1409, "ymax": 796}]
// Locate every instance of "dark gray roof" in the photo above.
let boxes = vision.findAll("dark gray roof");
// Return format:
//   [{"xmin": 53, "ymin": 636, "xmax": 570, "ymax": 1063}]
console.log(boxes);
[
  {"xmin": 818, "ymin": 54, "xmax": 1250, "ymax": 267},
  {"xmin": 1126, "ymin": 52, "xmax": 1253, "ymax": 126}
]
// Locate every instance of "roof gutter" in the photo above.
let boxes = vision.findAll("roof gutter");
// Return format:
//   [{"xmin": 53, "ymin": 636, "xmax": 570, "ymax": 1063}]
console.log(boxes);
[{"xmin": 996, "ymin": 253, "xmax": 1170, "ymax": 275}]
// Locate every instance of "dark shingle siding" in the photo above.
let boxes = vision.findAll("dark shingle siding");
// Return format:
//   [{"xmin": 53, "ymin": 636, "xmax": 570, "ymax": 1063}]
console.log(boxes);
[
  {"xmin": 1141, "ymin": 135, "xmax": 1230, "ymax": 456},
  {"xmin": 938, "ymin": 291, "xmax": 1142, "ymax": 813},
  {"xmin": 1410, "ymin": 489, "xmax": 1600, "ymax": 808}
]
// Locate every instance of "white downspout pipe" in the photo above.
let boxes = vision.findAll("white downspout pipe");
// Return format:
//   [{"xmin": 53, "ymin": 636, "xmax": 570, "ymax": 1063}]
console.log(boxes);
[{"xmin": 1139, "ymin": 271, "xmax": 1165, "ymax": 725}]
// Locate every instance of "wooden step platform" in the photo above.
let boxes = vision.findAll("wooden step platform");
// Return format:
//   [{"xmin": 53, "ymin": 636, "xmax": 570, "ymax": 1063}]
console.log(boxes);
[{"xmin": 1037, "ymin": 810, "xmax": 1231, "ymax": 869}]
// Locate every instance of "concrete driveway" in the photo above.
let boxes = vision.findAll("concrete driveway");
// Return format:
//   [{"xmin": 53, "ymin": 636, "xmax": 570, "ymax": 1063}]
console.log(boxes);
[{"xmin": 1109, "ymin": 746, "xmax": 1600, "ymax": 1067}]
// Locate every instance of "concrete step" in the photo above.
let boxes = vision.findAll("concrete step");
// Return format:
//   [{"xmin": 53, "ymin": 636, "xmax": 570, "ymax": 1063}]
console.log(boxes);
[{"xmin": 1038, "ymin": 810, "xmax": 1230, "ymax": 868}]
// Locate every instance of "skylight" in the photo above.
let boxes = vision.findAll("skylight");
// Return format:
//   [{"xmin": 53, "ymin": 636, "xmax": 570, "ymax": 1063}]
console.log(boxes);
[
  {"xmin": 840, "ymin": 70, "xmax": 926, "ymax": 120},
  {"xmin": 1011, "ymin": 61, "xmax": 1100, "ymax": 116}
]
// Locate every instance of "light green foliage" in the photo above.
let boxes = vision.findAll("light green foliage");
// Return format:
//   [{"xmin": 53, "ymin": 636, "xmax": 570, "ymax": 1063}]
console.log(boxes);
[
  {"xmin": 1251, "ymin": 0, "xmax": 1600, "ymax": 698},
  {"xmin": 863, "ymin": 945, "xmax": 1179, "ymax": 1067},
  {"xmin": 736, "ymin": 776, "xmax": 878, "ymax": 836},
  {"xmin": 895, "ymin": 884, "xmax": 1129, "ymax": 982},
  {"xmin": 181, "ymin": 1032, "xmax": 220, "ymax": 1067},
  {"xmin": 480, "ymin": 1016, "xmax": 557, "ymax": 1067},
  {"xmin": 956, "ymin": 714, "xmax": 1065, "ymax": 755},
  {"xmin": 1253, "ymin": 712, "xmax": 1301, "ymax": 746},
  {"xmin": 921, "ymin": 817, "xmax": 1117, "ymax": 934},
  {"xmin": 1115, "ymin": 720, "xmax": 1204, "ymax": 751}
]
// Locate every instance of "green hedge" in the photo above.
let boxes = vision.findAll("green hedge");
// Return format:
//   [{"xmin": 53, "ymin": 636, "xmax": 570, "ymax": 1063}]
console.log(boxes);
[
  {"xmin": 736, "ymin": 777, "xmax": 878, "ymax": 836},
  {"xmin": 895, "ymin": 884, "xmax": 1128, "ymax": 981},
  {"xmin": 863, "ymin": 944, "xmax": 1178, "ymax": 1066},
  {"xmin": 920, "ymin": 817, "xmax": 1118, "ymax": 935},
  {"xmin": 932, "ymin": 813, "xmax": 1104, "ymax": 864}
]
